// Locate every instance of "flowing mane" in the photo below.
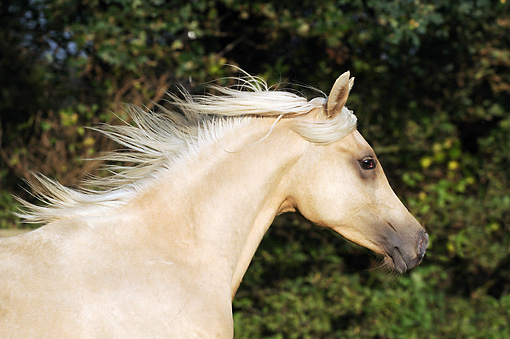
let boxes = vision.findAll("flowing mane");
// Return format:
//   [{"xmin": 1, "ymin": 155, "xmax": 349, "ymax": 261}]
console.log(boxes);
[
  {"xmin": 3, "ymin": 70, "xmax": 427, "ymax": 337},
  {"xmin": 16, "ymin": 74, "xmax": 357, "ymax": 224}
]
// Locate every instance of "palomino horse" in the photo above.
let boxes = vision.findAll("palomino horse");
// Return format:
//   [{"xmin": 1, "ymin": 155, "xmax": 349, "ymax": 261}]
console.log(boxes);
[{"xmin": 0, "ymin": 71, "xmax": 428, "ymax": 338}]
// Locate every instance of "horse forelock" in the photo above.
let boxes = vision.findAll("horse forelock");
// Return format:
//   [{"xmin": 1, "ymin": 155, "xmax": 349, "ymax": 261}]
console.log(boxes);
[{"xmin": 16, "ymin": 73, "xmax": 357, "ymax": 224}]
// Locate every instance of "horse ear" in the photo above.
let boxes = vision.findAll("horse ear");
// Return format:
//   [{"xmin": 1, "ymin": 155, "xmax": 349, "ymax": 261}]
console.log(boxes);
[{"xmin": 325, "ymin": 71, "xmax": 354, "ymax": 118}]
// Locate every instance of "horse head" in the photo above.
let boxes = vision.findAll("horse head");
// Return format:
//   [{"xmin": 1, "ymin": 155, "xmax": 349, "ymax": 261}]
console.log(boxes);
[{"xmin": 287, "ymin": 72, "xmax": 428, "ymax": 273}]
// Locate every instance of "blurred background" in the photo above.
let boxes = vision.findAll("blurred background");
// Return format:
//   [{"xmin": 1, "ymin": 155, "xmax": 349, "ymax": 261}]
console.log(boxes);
[{"xmin": 1, "ymin": 0, "xmax": 509, "ymax": 337}]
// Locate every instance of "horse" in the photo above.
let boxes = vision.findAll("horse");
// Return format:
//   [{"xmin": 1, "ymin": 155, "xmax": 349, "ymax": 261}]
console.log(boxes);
[{"xmin": 0, "ymin": 71, "xmax": 428, "ymax": 338}]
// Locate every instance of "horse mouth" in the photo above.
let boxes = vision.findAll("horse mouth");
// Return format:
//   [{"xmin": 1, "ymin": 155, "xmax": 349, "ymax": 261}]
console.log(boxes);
[
  {"xmin": 381, "ymin": 232, "xmax": 428, "ymax": 274},
  {"xmin": 384, "ymin": 248, "xmax": 408, "ymax": 274}
]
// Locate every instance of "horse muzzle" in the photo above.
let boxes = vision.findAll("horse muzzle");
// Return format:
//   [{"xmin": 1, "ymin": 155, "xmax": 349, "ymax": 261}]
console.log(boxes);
[{"xmin": 384, "ymin": 231, "xmax": 429, "ymax": 274}]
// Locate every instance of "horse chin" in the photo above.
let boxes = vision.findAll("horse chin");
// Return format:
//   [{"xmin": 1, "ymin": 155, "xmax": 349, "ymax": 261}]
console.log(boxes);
[{"xmin": 384, "ymin": 251, "xmax": 408, "ymax": 274}]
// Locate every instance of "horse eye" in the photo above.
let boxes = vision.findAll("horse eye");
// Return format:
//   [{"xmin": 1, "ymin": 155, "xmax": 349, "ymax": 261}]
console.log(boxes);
[{"xmin": 360, "ymin": 157, "xmax": 376, "ymax": 170}]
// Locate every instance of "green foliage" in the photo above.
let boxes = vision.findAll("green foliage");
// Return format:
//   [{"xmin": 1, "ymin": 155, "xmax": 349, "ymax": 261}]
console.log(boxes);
[
  {"xmin": 1, "ymin": 0, "xmax": 509, "ymax": 337},
  {"xmin": 0, "ymin": 190, "xmax": 22, "ymax": 229},
  {"xmin": 234, "ymin": 222, "xmax": 510, "ymax": 338}
]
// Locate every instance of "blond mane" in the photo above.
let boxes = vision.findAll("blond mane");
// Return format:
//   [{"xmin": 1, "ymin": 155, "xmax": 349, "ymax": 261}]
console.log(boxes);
[{"xmin": 17, "ymin": 73, "xmax": 357, "ymax": 224}]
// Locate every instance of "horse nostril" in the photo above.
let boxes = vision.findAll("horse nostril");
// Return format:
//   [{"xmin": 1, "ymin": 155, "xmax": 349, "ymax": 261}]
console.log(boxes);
[{"xmin": 418, "ymin": 232, "xmax": 429, "ymax": 258}]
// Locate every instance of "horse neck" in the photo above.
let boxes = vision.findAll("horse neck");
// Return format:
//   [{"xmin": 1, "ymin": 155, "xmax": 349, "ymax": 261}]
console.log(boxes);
[{"xmin": 125, "ymin": 118, "xmax": 306, "ymax": 297}]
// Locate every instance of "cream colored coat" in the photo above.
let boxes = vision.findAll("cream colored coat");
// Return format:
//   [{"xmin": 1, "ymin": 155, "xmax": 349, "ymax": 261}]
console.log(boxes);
[{"xmin": 0, "ymin": 72, "xmax": 428, "ymax": 338}]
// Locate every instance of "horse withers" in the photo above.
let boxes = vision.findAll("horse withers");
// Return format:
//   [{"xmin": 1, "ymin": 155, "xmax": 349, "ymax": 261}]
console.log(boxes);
[{"xmin": 0, "ymin": 71, "xmax": 428, "ymax": 337}]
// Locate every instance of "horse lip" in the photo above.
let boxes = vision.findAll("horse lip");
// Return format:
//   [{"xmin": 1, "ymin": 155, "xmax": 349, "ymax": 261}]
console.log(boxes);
[
  {"xmin": 386, "ymin": 247, "xmax": 408, "ymax": 274},
  {"xmin": 382, "ymin": 231, "xmax": 429, "ymax": 273},
  {"xmin": 385, "ymin": 235, "xmax": 428, "ymax": 273}
]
